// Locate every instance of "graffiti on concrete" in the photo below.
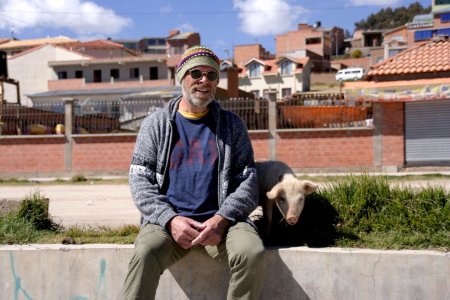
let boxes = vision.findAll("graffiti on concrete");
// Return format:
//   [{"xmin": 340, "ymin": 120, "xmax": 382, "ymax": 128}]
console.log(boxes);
[
  {"xmin": 71, "ymin": 258, "xmax": 108, "ymax": 300},
  {"xmin": 9, "ymin": 251, "xmax": 34, "ymax": 300},
  {"xmin": 8, "ymin": 252, "xmax": 108, "ymax": 300}
]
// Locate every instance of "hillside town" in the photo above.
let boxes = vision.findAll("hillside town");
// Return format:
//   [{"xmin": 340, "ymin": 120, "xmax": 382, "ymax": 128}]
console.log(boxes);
[{"xmin": 0, "ymin": 0, "xmax": 449, "ymax": 173}]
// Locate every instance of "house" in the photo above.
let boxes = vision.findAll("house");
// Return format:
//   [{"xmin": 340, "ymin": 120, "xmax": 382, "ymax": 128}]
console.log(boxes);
[
  {"xmin": 407, "ymin": 1, "xmax": 450, "ymax": 47},
  {"xmin": 275, "ymin": 22, "xmax": 343, "ymax": 72},
  {"xmin": 382, "ymin": 25, "xmax": 409, "ymax": 60},
  {"xmin": 233, "ymin": 44, "xmax": 275, "ymax": 67},
  {"xmin": 238, "ymin": 56, "xmax": 311, "ymax": 98},
  {"xmin": 3, "ymin": 44, "xmax": 88, "ymax": 106},
  {"xmin": 344, "ymin": 36, "xmax": 450, "ymax": 166},
  {"xmin": 165, "ymin": 30, "xmax": 201, "ymax": 85},
  {"xmin": 0, "ymin": 36, "xmax": 78, "ymax": 57},
  {"xmin": 379, "ymin": 0, "xmax": 450, "ymax": 61},
  {"xmin": 113, "ymin": 37, "xmax": 167, "ymax": 55},
  {"xmin": 3, "ymin": 39, "xmax": 176, "ymax": 106}
]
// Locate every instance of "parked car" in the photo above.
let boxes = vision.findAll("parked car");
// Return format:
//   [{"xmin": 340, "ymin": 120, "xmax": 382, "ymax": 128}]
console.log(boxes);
[{"xmin": 335, "ymin": 68, "xmax": 364, "ymax": 82}]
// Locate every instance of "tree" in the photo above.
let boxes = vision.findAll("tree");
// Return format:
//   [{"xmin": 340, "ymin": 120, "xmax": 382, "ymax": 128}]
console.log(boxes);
[{"xmin": 354, "ymin": 2, "xmax": 431, "ymax": 30}]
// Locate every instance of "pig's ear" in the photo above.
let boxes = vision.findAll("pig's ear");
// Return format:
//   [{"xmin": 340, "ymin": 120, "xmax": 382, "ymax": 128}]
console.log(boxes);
[
  {"xmin": 301, "ymin": 180, "xmax": 318, "ymax": 195},
  {"xmin": 267, "ymin": 183, "xmax": 283, "ymax": 200}
]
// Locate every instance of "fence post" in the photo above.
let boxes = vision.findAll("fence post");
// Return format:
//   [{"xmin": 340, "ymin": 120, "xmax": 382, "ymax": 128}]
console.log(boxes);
[
  {"xmin": 267, "ymin": 90, "xmax": 277, "ymax": 160},
  {"xmin": 63, "ymin": 98, "xmax": 75, "ymax": 173},
  {"xmin": 372, "ymin": 102, "xmax": 383, "ymax": 169}
]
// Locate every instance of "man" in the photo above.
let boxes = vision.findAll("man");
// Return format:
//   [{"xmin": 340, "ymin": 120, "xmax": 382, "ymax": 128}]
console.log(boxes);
[{"xmin": 123, "ymin": 45, "xmax": 265, "ymax": 299}]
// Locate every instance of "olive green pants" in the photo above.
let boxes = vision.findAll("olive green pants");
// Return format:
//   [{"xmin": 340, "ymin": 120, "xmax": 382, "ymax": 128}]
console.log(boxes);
[{"xmin": 122, "ymin": 222, "xmax": 265, "ymax": 300}]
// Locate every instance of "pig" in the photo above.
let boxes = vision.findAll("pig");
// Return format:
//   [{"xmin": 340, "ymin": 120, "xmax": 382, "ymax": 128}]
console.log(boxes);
[{"xmin": 251, "ymin": 160, "xmax": 318, "ymax": 239}]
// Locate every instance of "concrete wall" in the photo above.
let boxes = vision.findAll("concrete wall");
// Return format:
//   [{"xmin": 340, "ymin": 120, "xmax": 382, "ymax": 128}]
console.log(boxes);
[{"xmin": 1, "ymin": 245, "xmax": 448, "ymax": 300}]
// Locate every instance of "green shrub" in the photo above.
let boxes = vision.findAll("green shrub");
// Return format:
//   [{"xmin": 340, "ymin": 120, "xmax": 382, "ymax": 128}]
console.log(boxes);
[
  {"xmin": 71, "ymin": 175, "xmax": 87, "ymax": 182},
  {"xmin": 17, "ymin": 191, "xmax": 59, "ymax": 231},
  {"xmin": 351, "ymin": 49, "xmax": 362, "ymax": 58}
]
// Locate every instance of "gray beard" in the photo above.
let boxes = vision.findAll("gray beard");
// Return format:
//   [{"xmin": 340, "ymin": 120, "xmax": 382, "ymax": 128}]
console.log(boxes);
[{"xmin": 182, "ymin": 84, "xmax": 214, "ymax": 108}]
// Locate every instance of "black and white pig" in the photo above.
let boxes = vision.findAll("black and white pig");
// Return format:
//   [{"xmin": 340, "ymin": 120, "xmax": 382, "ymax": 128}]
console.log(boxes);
[{"xmin": 251, "ymin": 160, "xmax": 339, "ymax": 247}]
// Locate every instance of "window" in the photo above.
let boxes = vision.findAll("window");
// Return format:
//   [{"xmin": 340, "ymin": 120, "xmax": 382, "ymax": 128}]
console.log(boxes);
[
  {"xmin": 388, "ymin": 49, "xmax": 403, "ymax": 57},
  {"xmin": 129, "ymin": 68, "xmax": 140, "ymax": 79},
  {"xmin": 280, "ymin": 61, "xmax": 292, "ymax": 75},
  {"xmin": 441, "ymin": 13, "xmax": 450, "ymax": 22},
  {"xmin": 282, "ymin": 88, "xmax": 292, "ymax": 97},
  {"xmin": 75, "ymin": 70, "xmax": 83, "ymax": 78},
  {"xmin": 414, "ymin": 30, "xmax": 433, "ymax": 41},
  {"xmin": 57, "ymin": 71, "xmax": 67, "ymax": 79},
  {"xmin": 110, "ymin": 69, "xmax": 120, "ymax": 79},
  {"xmin": 93, "ymin": 70, "xmax": 102, "ymax": 82},
  {"xmin": 249, "ymin": 63, "xmax": 260, "ymax": 78},
  {"xmin": 263, "ymin": 89, "xmax": 277, "ymax": 99},
  {"xmin": 172, "ymin": 46, "xmax": 184, "ymax": 55},
  {"xmin": 391, "ymin": 35, "xmax": 404, "ymax": 42},
  {"xmin": 251, "ymin": 90, "xmax": 260, "ymax": 98},
  {"xmin": 435, "ymin": 0, "xmax": 450, "ymax": 5},
  {"xmin": 305, "ymin": 37, "xmax": 321, "ymax": 45},
  {"xmin": 149, "ymin": 67, "xmax": 158, "ymax": 80},
  {"xmin": 437, "ymin": 28, "xmax": 450, "ymax": 36}
]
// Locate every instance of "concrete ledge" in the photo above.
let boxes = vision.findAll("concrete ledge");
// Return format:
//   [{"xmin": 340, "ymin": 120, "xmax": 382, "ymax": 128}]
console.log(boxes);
[{"xmin": 1, "ymin": 245, "xmax": 448, "ymax": 300}]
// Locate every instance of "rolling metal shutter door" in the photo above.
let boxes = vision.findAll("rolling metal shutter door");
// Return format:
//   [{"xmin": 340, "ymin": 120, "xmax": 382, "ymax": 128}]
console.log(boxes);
[{"xmin": 405, "ymin": 100, "xmax": 450, "ymax": 164}]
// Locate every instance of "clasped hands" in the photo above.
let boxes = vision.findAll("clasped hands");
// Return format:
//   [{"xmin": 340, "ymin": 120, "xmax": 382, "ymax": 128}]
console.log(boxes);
[{"xmin": 168, "ymin": 214, "xmax": 230, "ymax": 249}]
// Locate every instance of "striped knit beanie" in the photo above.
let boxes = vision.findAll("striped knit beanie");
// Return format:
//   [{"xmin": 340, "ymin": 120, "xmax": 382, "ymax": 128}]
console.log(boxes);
[{"xmin": 176, "ymin": 45, "xmax": 220, "ymax": 83}]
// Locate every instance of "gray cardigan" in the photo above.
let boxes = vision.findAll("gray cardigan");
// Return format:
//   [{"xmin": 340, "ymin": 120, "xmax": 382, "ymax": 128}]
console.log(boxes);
[{"xmin": 129, "ymin": 96, "xmax": 259, "ymax": 228}]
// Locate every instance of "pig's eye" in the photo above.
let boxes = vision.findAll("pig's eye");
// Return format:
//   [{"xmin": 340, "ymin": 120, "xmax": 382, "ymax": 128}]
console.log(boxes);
[{"xmin": 278, "ymin": 197, "xmax": 286, "ymax": 202}]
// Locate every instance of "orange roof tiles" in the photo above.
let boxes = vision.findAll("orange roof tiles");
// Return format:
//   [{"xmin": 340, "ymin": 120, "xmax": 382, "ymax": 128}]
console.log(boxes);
[
  {"xmin": 368, "ymin": 38, "xmax": 450, "ymax": 76},
  {"xmin": 64, "ymin": 39, "xmax": 125, "ymax": 49}
]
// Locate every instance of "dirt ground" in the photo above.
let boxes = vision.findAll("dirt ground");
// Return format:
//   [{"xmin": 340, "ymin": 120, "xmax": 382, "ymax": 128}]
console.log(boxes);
[
  {"xmin": 0, "ymin": 184, "xmax": 140, "ymax": 228},
  {"xmin": 1, "ymin": 178, "xmax": 449, "ymax": 229}
]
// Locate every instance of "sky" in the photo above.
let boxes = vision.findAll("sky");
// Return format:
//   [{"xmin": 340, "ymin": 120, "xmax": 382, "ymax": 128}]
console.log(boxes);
[{"xmin": 0, "ymin": 0, "xmax": 432, "ymax": 59}]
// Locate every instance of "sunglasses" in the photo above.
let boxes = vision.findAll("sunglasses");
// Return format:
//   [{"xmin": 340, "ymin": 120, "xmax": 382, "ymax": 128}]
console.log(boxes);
[{"xmin": 188, "ymin": 69, "xmax": 219, "ymax": 81}]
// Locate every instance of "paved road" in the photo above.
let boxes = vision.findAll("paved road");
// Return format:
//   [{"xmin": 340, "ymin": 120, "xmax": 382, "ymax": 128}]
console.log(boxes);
[{"xmin": 1, "ymin": 178, "xmax": 449, "ymax": 229}]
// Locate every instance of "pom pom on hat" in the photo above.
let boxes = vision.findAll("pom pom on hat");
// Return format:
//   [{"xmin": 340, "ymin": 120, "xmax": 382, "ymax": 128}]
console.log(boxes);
[{"xmin": 176, "ymin": 45, "xmax": 220, "ymax": 83}]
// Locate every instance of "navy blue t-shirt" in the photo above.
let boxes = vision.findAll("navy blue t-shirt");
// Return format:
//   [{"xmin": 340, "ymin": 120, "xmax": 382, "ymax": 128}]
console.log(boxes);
[{"xmin": 166, "ymin": 111, "xmax": 219, "ymax": 222}]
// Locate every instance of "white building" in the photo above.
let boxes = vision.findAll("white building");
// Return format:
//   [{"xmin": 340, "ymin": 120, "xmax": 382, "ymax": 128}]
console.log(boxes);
[
  {"xmin": 4, "ymin": 44, "xmax": 87, "ymax": 106},
  {"xmin": 238, "ymin": 56, "xmax": 311, "ymax": 99}
]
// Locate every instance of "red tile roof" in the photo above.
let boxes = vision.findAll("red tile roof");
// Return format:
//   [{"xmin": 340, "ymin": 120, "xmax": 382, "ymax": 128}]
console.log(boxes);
[
  {"xmin": 368, "ymin": 38, "xmax": 450, "ymax": 76},
  {"xmin": 64, "ymin": 39, "xmax": 125, "ymax": 49}
]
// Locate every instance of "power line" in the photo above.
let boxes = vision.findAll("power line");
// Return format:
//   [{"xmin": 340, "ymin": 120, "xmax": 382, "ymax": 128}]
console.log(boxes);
[{"xmin": 0, "ymin": 2, "xmax": 432, "ymax": 16}]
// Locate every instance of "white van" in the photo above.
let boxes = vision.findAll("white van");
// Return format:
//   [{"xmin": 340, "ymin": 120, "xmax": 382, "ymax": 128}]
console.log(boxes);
[{"xmin": 335, "ymin": 68, "xmax": 364, "ymax": 82}]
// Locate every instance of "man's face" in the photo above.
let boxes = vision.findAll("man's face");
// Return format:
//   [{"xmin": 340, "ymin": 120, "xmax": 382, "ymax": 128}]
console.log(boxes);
[{"xmin": 182, "ymin": 66, "xmax": 218, "ymax": 109}]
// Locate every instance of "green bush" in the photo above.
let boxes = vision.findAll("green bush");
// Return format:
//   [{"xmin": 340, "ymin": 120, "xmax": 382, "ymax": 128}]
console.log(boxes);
[
  {"xmin": 351, "ymin": 49, "xmax": 362, "ymax": 58},
  {"xmin": 17, "ymin": 191, "xmax": 59, "ymax": 231}
]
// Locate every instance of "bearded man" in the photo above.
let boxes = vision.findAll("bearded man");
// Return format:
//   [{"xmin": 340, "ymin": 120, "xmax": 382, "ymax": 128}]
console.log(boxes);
[{"xmin": 122, "ymin": 45, "xmax": 265, "ymax": 300}]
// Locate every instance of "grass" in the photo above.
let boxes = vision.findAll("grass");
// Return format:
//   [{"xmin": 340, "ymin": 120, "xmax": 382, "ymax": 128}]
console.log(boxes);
[
  {"xmin": 320, "ymin": 175, "xmax": 449, "ymax": 250},
  {"xmin": 1, "ymin": 174, "xmax": 449, "ymax": 251}
]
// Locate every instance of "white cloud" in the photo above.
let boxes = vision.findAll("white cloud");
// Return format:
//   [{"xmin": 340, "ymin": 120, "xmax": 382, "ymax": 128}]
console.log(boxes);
[
  {"xmin": 233, "ymin": 0, "xmax": 307, "ymax": 36},
  {"xmin": 178, "ymin": 23, "xmax": 195, "ymax": 33},
  {"xmin": 160, "ymin": 4, "xmax": 173, "ymax": 15},
  {"xmin": 0, "ymin": 0, "xmax": 131, "ymax": 36},
  {"xmin": 348, "ymin": 0, "xmax": 401, "ymax": 5}
]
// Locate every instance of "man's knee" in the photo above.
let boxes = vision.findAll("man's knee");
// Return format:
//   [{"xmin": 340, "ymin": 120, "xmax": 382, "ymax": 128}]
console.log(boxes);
[
  {"xmin": 133, "ymin": 224, "xmax": 172, "ymax": 266},
  {"xmin": 227, "ymin": 222, "xmax": 265, "ymax": 267}
]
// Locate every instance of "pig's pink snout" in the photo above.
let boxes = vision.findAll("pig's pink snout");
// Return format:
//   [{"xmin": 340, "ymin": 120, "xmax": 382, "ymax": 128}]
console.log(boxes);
[{"xmin": 286, "ymin": 216, "xmax": 298, "ymax": 225}]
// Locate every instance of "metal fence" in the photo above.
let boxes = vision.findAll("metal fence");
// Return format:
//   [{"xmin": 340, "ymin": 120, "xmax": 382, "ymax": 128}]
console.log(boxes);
[{"xmin": 0, "ymin": 96, "xmax": 372, "ymax": 135}]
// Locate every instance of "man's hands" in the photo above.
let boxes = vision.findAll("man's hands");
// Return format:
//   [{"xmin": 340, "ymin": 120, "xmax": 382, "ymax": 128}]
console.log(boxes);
[{"xmin": 168, "ymin": 215, "xmax": 230, "ymax": 249}]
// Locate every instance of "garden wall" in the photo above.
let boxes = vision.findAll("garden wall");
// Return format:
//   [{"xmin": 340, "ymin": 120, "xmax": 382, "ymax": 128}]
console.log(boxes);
[
  {"xmin": 1, "ymin": 245, "xmax": 448, "ymax": 300},
  {"xmin": 0, "ymin": 103, "xmax": 405, "ymax": 177}
]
